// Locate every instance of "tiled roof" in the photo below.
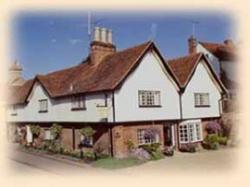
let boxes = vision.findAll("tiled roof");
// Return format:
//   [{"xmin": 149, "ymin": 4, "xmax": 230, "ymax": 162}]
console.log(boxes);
[
  {"xmin": 199, "ymin": 41, "xmax": 236, "ymax": 61},
  {"xmin": 167, "ymin": 53, "xmax": 202, "ymax": 87},
  {"xmin": 167, "ymin": 53, "xmax": 227, "ymax": 93},
  {"xmin": 10, "ymin": 41, "xmax": 171, "ymax": 104}
]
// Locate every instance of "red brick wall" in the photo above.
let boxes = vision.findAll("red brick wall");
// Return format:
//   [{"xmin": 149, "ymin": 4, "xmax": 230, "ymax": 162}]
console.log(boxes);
[{"xmin": 112, "ymin": 122, "xmax": 164, "ymax": 158}]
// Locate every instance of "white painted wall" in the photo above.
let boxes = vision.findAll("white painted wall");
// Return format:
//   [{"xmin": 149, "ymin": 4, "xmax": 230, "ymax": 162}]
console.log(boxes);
[
  {"xmin": 114, "ymin": 51, "xmax": 180, "ymax": 122},
  {"xmin": 7, "ymin": 82, "xmax": 114, "ymax": 123},
  {"xmin": 196, "ymin": 43, "xmax": 221, "ymax": 75},
  {"xmin": 181, "ymin": 60, "xmax": 222, "ymax": 119}
]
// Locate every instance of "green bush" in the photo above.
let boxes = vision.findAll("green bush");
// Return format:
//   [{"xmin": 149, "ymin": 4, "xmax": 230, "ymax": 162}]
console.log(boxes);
[
  {"xmin": 218, "ymin": 136, "xmax": 228, "ymax": 145},
  {"xmin": 80, "ymin": 126, "xmax": 96, "ymax": 137},
  {"xmin": 203, "ymin": 134, "xmax": 220, "ymax": 150},
  {"xmin": 151, "ymin": 149, "xmax": 165, "ymax": 160},
  {"xmin": 30, "ymin": 125, "xmax": 41, "ymax": 137},
  {"xmin": 126, "ymin": 139, "xmax": 135, "ymax": 152},
  {"xmin": 50, "ymin": 124, "xmax": 62, "ymax": 140},
  {"xmin": 140, "ymin": 143, "xmax": 161, "ymax": 154}
]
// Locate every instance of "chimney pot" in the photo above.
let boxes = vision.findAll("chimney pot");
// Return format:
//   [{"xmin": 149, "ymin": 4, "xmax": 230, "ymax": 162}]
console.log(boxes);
[
  {"xmin": 101, "ymin": 28, "xmax": 107, "ymax": 43},
  {"xmin": 94, "ymin": 27, "xmax": 101, "ymax": 41},
  {"xmin": 224, "ymin": 39, "xmax": 233, "ymax": 48},
  {"xmin": 107, "ymin": 29, "xmax": 112, "ymax": 44}
]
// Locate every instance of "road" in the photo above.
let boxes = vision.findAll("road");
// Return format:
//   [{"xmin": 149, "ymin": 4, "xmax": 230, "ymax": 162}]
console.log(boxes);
[{"xmin": 7, "ymin": 147, "xmax": 239, "ymax": 176}]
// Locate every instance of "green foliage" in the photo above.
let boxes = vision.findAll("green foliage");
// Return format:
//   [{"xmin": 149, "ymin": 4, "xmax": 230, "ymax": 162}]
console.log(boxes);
[
  {"xmin": 203, "ymin": 134, "xmax": 220, "ymax": 150},
  {"xmin": 126, "ymin": 139, "xmax": 135, "ymax": 151},
  {"xmin": 42, "ymin": 140, "xmax": 62, "ymax": 153},
  {"xmin": 79, "ymin": 126, "xmax": 96, "ymax": 138},
  {"xmin": 50, "ymin": 123, "xmax": 62, "ymax": 140},
  {"xmin": 151, "ymin": 149, "xmax": 165, "ymax": 160},
  {"xmin": 217, "ymin": 136, "xmax": 228, "ymax": 145},
  {"xmin": 140, "ymin": 143, "xmax": 161, "ymax": 154},
  {"xmin": 140, "ymin": 143, "xmax": 164, "ymax": 160},
  {"xmin": 30, "ymin": 125, "xmax": 41, "ymax": 137},
  {"xmin": 84, "ymin": 151, "xmax": 96, "ymax": 160}
]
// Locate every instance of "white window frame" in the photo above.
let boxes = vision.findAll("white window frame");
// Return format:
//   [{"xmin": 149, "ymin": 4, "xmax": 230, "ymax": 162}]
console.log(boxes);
[
  {"xmin": 138, "ymin": 90, "xmax": 161, "ymax": 107},
  {"xmin": 137, "ymin": 129, "xmax": 160, "ymax": 145},
  {"xmin": 194, "ymin": 93, "xmax": 210, "ymax": 107},
  {"xmin": 179, "ymin": 120, "xmax": 203, "ymax": 144},
  {"xmin": 38, "ymin": 99, "xmax": 48, "ymax": 112},
  {"xmin": 71, "ymin": 95, "xmax": 86, "ymax": 110}
]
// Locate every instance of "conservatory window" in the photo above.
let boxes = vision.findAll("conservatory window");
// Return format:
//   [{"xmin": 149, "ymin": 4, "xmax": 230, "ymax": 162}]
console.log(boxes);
[{"xmin": 179, "ymin": 121, "xmax": 203, "ymax": 143}]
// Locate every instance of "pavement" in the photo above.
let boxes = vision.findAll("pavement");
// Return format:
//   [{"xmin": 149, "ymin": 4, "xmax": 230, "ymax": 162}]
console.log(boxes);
[{"xmin": 7, "ymin": 145, "xmax": 239, "ymax": 177}]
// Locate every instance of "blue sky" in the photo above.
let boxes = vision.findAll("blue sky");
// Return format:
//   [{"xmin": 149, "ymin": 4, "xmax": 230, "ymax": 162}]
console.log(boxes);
[{"xmin": 11, "ymin": 11, "xmax": 235, "ymax": 79}]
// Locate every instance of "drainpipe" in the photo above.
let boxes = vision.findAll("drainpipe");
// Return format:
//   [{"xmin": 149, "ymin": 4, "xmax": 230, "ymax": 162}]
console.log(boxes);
[
  {"xmin": 109, "ymin": 91, "xmax": 116, "ymax": 157},
  {"xmin": 177, "ymin": 92, "xmax": 183, "ymax": 150}
]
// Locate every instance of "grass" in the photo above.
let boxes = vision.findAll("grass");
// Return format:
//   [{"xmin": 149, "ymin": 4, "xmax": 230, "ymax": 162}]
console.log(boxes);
[{"xmin": 92, "ymin": 157, "xmax": 145, "ymax": 169}]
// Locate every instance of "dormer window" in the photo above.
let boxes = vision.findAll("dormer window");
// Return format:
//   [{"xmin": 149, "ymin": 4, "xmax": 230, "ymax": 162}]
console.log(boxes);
[
  {"xmin": 38, "ymin": 99, "xmax": 48, "ymax": 113},
  {"xmin": 71, "ymin": 95, "xmax": 86, "ymax": 110}
]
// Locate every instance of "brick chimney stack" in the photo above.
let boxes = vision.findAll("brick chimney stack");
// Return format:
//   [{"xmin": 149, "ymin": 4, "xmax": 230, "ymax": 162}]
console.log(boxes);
[
  {"xmin": 90, "ymin": 27, "xmax": 116, "ymax": 66},
  {"xmin": 188, "ymin": 35, "xmax": 197, "ymax": 54},
  {"xmin": 224, "ymin": 39, "xmax": 234, "ymax": 48}
]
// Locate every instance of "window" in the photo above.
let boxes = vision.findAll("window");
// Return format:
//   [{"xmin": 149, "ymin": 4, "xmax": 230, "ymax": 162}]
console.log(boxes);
[
  {"xmin": 137, "ymin": 129, "xmax": 160, "ymax": 145},
  {"xmin": 138, "ymin": 90, "xmax": 161, "ymax": 107},
  {"xmin": 71, "ymin": 95, "xmax": 86, "ymax": 110},
  {"xmin": 39, "ymin": 99, "xmax": 48, "ymax": 112},
  {"xmin": 97, "ymin": 93, "xmax": 108, "ymax": 107},
  {"xmin": 11, "ymin": 105, "xmax": 17, "ymax": 116},
  {"xmin": 179, "ymin": 121, "xmax": 203, "ymax": 143},
  {"xmin": 44, "ymin": 129, "xmax": 53, "ymax": 140},
  {"xmin": 80, "ymin": 135, "xmax": 93, "ymax": 147},
  {"xmin": 194, "ymin": 93, "xmax": 210, "ymax": 107}
]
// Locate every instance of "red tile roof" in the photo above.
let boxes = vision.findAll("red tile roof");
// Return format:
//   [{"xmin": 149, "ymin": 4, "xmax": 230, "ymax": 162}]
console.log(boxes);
[
  {"xmin": 199, "ymin": 41, "xmax": 236, "ymax": 61},
  {"xmin": 167, "ymin": 53, "xmax": 227, "ymax": 93},
  {"xmin": 10, "ymin": 41, "xmax": 176, "ymax": 104},
  {"xmin": 167, "ymin": 53, "xmax": 202, "ymax": 87}
]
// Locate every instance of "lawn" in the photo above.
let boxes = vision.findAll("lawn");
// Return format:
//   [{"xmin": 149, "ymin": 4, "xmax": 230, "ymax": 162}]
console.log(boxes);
[{"xmin": 92, "ymin": 157, "xmax": 145, "ymax": 169}]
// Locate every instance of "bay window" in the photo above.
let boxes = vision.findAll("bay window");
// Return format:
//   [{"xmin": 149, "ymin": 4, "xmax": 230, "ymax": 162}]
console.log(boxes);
[{"xmin": 179, "ymin": 121, "xmax": 203, "ymax": 143}]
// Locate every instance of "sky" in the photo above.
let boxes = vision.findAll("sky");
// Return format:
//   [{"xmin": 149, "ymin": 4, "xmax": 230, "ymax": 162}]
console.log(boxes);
[{"xmin": 11, "ymin": 10, "xmax": 235, "ymax": 79}]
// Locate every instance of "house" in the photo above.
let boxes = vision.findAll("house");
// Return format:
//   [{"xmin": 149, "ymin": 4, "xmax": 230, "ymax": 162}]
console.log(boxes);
[
  {"xmin": 7, "ymin": 27, "xmax": 227, "ymax": 158},
  {"xmin": 167, "ymin": 53, "xmax": 227, "ymax": 149},
  {"xmin": 7, "ymin": 27, "xmax": 181, "ymax": 158},
  {"xmin": 188, "ymin": 36, "xmax": 237, "ymax": 97}
]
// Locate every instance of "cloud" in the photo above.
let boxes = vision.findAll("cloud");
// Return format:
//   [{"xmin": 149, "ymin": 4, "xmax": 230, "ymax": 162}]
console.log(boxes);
[{"xmin": 69, "ymin": 39, "xmax": 83, "ymax": 45}]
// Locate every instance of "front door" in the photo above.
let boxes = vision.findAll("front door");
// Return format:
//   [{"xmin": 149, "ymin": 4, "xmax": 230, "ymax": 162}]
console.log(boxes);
[{"xmin": 164, "ymin": 124, "xmax": 173, "ymax": 146}]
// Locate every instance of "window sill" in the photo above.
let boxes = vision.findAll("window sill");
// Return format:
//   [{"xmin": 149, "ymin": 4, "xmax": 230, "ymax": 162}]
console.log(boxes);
[
  {"xmin": 71, "ymin": 108, "xmax": 86, "ymax": 111},
  {"xmin": 11, "ymin": 114, "xmax": 17, "ymax": 116},
  {"xmin": 139, "ymin": 105, "xmax": 162, "ymax": 108},
  {"xmin": 96, "ymin": 105, "xmax": 108, "ymax": 108},
  {"xmin": 38, "ymin": 110, "xmax": 48, "ymax": 113},
  {"xmin": 194, "ymin": 105, "xmax": 210, "ymax": 108}
]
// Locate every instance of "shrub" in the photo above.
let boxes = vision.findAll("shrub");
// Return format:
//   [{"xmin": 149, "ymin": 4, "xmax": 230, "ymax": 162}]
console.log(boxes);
[
  {"xmin": 79, "ymin": 126, "xmax": 96, "ymax": 137},
  {"xmin": 140, "ymin": 143, "xmax": 161, "ymax": 154},
  {"xmin": 218, "ymin": 136, "xmax": 228, "ymax": 145},
  {"xmin": 151, "ymin": 149, "xmax": 165, "ymax": 160},
  {"xmin": 202, "ymin": 134, "xmax": 220, "ymax": 150},
  {"xmin": 125, "ymin": 139, "xmax": 135, "ymax": 152},
  {"xmin": 50, "ymin": 124, "xmax": 62, "ymax": 140},
  {"xmin": 84, "ymin": 151, "xmax": 96, "ymax": 162},
  {"xmin": 205, "ymin": 121, "xmax": 222, "ymax": 135},
  {"xmin": 30, "ymin": 125, "xmax": 41, "ymax": 137},
  {"xmin": 179, "ymin": 143, "xmax": 197, "ymax": 153}
]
